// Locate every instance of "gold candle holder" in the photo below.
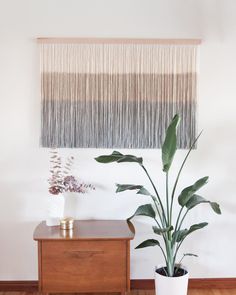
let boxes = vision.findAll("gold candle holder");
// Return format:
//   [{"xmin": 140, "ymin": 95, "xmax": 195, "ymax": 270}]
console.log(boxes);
[
  {"xmin": 60, "ymin": 217, "xmax": 74, "ymax": 230},
  {"xmin": 60, "ymin": 228, "xmax": 73, "ymax": 238}
]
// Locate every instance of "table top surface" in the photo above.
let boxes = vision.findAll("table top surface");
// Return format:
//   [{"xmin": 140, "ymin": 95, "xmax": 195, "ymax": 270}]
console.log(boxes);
[{"xmin": 34, "ymin": 220, "xmax": 135, "ymax": 241}]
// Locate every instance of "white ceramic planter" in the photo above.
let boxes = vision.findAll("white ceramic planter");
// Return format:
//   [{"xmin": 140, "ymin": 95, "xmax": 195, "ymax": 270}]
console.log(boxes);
[{"xmin": 155, "ymin": 265, "xmax": 189, "ymax": 295}]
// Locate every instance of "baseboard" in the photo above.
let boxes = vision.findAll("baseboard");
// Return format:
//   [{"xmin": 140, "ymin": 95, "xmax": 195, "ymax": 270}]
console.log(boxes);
[
  {"xmin": 131, "ymin": 278, "xmax": 236, "ymax": 289},
  {"xmin": 0, "ymin": 280, "xmax": 38, "ymax": 291},
  {"xmin": 189, "ymin": 278, "xmax": 236, "ymax": 289},
  {"xmin": 0, "ymin": 278, "xmax": 235, "ymax": 292}
]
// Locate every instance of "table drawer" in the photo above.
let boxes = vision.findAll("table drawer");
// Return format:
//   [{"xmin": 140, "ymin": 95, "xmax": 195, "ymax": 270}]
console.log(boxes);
[{"xmin": 41, "ymin": 240, "xmax": 127, "ymax": 292}]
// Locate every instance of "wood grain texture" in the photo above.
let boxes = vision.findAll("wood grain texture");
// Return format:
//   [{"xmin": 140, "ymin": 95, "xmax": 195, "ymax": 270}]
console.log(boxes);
[
  {"xmin": 41, "ymin": 240, "xmax": 127, "ymax": 292},
  {"xmin": 0, "ymin": 282, "xmax": 38, "ymax": 292},
  {"xmin": 34, "ymin": 220, "xmax": 135, "ymax": 241},
  {"xmin": 1, "ymin": 279, "xmax": 236, "ymax": 292},
  {"xmin": 126, "ymin": 241, "xmax": 131, "ymax": 291},
  {"xmin": 37, "ymin": 242, "xmax": 42, "ymax": 291},
  {"xmin": 131, "ymin": 279, "xmax": 236, "ymax": 290},
  {"xmin": 189, "ymin": 279, "xmax": 236, "ymax": 289},
  {"xmin": 0, "ymin": 289, "xmax": 236, "ymax": 295},
  {"xmin": 189, "ymin": 291, "xmax": 236, "ymax": 295},
  {"xmin": 35, "ymin": 220, "xmax": 134, "ymax": 294},
  {"xmin": 37, "ymin": 37, "xmax": 202, "ymax": 44}
]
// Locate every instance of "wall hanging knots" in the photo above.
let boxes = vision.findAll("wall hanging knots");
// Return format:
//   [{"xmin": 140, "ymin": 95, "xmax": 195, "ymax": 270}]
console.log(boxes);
[{"xmin": 39, "ymin": 38, "xmax": 200, "ymax": 149}]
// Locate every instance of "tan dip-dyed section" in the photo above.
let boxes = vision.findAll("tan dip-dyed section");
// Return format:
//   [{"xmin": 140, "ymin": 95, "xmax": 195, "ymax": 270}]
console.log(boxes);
[{"xmin": 40, "ymin": 43, "xmax": 198, "ymax": 148}]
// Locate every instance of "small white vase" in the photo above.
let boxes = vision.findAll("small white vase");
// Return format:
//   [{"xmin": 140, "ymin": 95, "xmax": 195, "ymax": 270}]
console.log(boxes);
[
  {"xmin": 63, "ymin": 192, "xmax": 80, "ymax": 218},
  {"xmin": 46, "ymin": 195, "xmax": 64, "ymax": 226},
  {"xmin": 155, "ymin": 265, "xmax": 189, "ymax": 295}
]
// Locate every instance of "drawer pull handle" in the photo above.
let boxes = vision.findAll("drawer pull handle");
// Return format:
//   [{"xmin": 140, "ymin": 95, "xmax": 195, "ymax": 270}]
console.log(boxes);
[{"xmin": 64, "ymin": 250, "xmax": 105, "ymax": 259}]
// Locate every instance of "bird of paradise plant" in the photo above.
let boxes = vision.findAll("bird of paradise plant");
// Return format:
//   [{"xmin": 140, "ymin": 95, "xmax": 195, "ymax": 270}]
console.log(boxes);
[{"xmin": 95, "ymin": 114, "xmax": 221, "ymax": 277}]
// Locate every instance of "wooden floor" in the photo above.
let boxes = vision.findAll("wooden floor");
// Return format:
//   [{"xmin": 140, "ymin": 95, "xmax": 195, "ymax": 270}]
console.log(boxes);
[
  {"xmin": 135, "ymin": 291, "xmax": 236, "ymax": 295},
  {"xmin": 188, "ymin": 290, "xmax": 236, "ymax": 295},
  {"xmin": 1, "ymin": 290, "xmax": 236, "ymax": 295}
]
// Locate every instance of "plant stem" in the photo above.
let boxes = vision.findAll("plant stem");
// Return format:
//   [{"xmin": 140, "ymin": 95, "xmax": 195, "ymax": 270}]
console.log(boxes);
[
  {"xmin": 169, "ymin": 132, "xmax": 203, "ymax": 222},
  {"xmin": 177, "ymin": 209, "xmax": 189, "ymax": 232},
  {"xmin": 166, "ymin": 172, "xmax": 170, "ymax": 226},
  {"xmin": 154, "ymin": 217, "xmax": 162, "ymax": 229},
  {"xmin": 153, "ymin": 218, "xmax": 170, "ymax": 269},
  {"xmin": 166, "ymin": 240, "xmax": 174, "ymax": 276},
  {"xmin": 173, "ymin": 240, "xmax": 184, "ymax": 262},
  {"xmin": 173, "ymin": 210, "xmax": 190, "ymax": 262},
  {"xmin": 140, "ymin": 164, "xmax": 167, "ymax": 227},
  {"xmin": 151, "ymin": 196, "xmax": 165, "ymax": 228},
  {"xmin": 179, "ymin": 255, "xmax": 185, "ymax": 265},
  {"xmin": 166, "ymin": 172, "xmax": 172, "ymax": 242},
  {"xmin": 174, "ymin": 207, "xmax": 184, "ymax": 233},
  {"xmin": 159, "ymin": 244, "xmax": 168, "ymax": 265}
]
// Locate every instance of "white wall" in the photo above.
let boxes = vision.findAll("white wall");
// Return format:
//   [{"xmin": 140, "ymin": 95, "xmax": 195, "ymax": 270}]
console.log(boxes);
[{"xmin": 0, "ymin": 0, "xmax": 236, "ymax": 280}]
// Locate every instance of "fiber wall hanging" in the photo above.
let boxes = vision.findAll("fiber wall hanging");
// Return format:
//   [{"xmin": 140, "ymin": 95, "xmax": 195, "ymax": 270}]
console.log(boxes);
[{"xmin": 39, "ymin": 38, "xmax": 200, "ymax": 148}]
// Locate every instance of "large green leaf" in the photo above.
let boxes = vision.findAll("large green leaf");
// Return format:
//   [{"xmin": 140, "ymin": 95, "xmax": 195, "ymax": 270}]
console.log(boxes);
[
  {"xmin": 172, "ymin": 229, "xmax": 189, "ymax": 243},
  {"xmin": 162, "ymin": 114, "xmax": 180, "ymax": 172},
  {"xmin": 188, "ymin": 222, "xmax": 208, "ymax": 235},
  {"xmin": 173, "ymin": 222, "xmax": 208, "ymax": 243},
  {"xmin": 137, "ymin": 187, "xmax": 152, "ymax": 196},
  {"xmin": 210, "ymin": 202, "xmax": 221, "ymax": 214},
  {"xmin": 95, "ymin": 151, "xmax": 143, "ymax": 164},
  {"xmin": 116, "ymin": 184, "xmax": 143, "ymax": 193},
  {"xmin": 94, "ymin": 151, "xmax": 123, "ymax": 163},
  {"xmin": 178, "ymin": 176, "xmax": 209, "ymax": 206},
  {"xmin": 185, "ymin": 194, "xmax": 221, "ymax": 215},
  {"xmin": 153, "ymin": 225, "xmax": 173, "ymax": 235},
  {"xmin": 185, "ymin": 194, "xmax": 208, "ymax": 209},
  {"xmin": 183, "ymin": 253, "xmax": 198, "ymax": 258},
  {"xmin": 135, "ymin": 239, "xmax": 160, "ymax": 249},
  {"xmin": 128, "ymin": 204, "xmax": 156, "ymax": 220},
  {"xmin": 117, "ymin": 155, "xmax": 143, "ymax": 164},
  {"xmin": 115, "ymin": 184, "xmax": 152, "ymax": 197}
]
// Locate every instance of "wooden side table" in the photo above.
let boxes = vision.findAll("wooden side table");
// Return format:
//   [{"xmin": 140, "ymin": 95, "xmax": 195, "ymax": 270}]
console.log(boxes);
[{"xmin": 34, "ymin": 220, "xmax": 134, "ymax": 294}]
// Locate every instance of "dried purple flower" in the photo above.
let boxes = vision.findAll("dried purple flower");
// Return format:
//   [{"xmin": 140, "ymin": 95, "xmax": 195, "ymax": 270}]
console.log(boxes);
[{"xmin": 48, "ymin": 150, "xmax": 95, "ymax": 195}]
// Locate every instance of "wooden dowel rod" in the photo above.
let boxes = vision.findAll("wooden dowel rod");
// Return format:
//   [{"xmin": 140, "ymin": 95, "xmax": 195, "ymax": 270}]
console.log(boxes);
[{"xmin": 37, "ymin": 37, "xmax": 202, "ymax": 45}]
